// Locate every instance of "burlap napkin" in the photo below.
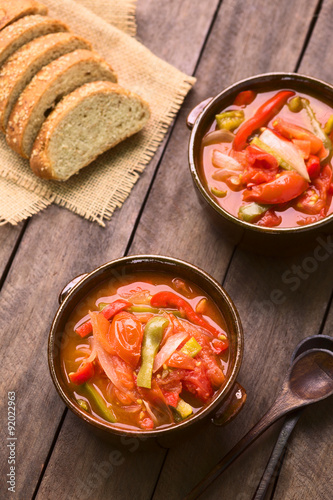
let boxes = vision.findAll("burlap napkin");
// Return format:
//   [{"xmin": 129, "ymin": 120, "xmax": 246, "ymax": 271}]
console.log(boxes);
[{"xmin": 0, "ymin": 0, "xmax": 195, "ymax": 226}]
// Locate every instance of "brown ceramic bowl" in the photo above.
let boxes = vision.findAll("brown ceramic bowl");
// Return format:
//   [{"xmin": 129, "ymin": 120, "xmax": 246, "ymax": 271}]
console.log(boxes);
[
  {"xmin": 48, "ymin": 255, "xmax": 245, "ymax": 448},
  {"xmin": 187, "ymin": 73, "xmax": 333, "ymax": 255}
]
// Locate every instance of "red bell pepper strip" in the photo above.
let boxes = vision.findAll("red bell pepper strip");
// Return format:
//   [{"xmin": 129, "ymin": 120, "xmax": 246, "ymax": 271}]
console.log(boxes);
[
  {"xmin": 243, "ymin": 171, "xmax": 308, "ymax": 204},
  {"xmin": 211, "ymin": 337, "xmax": 229, "ymax": 354},
  {"xmin": 234, "ymin": 90, "xmax": 256, "ymax": 107},
  {"xmin": 69, "ymin": 360, "xmax": 95, "ymax": 385},
  {"xmin": 150, "ymin": 291, "xmax": 220, "ymax": 337},
  {"xmin": 306, "ymin": 155, "xmax": 321, "ymax": 180},
  {"xmin": 233, "ymin": 90, "xmax": 295, "ymax": 151},
  {"xmin": 75, "ymin": 299, "xmax": 131, "ymax": 337},
  {"xmin": 272, "ymin": 117, "xmax": 323, "ymax": 154}
]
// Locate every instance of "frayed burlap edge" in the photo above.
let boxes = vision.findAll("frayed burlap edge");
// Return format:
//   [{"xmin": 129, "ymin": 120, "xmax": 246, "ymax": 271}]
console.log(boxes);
[
  {"xmin": 0, "ymin": 0, "xmax": 196, "ymax": 226},
  {"xmin": 0, "ymin": 177, "xmax": 54, "ymax": 225},
  {"xmin": 75, "ymin": 0, "xmax": 137, "ymax": 36}
]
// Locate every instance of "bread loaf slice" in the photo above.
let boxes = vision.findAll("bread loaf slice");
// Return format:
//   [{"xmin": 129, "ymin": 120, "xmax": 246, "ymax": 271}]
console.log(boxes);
[
  {"xmin": 0, "ymin": 15, "xmax": 69, "ymax": 68},
  {"xmin": 0, "ymin": 32, "xmax": 92, "ymax": 130},
  {"xmin": 0, "ymin": 0, "xmax": 47, "ymax": 31},
  {"xmin": 30, "ymin": 81, "xmax": 150, "ymax": 181},
  {"xmin": 6, "ymin": 49, "xmax": 118, "ymax": 158}
]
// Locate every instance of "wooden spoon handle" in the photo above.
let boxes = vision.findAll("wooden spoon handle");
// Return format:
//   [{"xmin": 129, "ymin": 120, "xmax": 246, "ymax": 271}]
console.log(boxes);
[
  {"xmin": 184, "ymin": 389, "xmax": 302, "ymax": 500},
  {"xmin": 251, "ymin": 411, "xmax": 302, "ymax": 500}
]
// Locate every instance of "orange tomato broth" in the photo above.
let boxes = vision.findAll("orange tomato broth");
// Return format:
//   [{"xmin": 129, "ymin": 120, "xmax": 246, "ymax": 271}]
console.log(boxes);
[
  {"xmin": 61, "ymin": 271, "xmax": 230, "ymax": 430},
  {"xmin": 200, "ymin": 89, "xmax": 333, "ymax": 227}
]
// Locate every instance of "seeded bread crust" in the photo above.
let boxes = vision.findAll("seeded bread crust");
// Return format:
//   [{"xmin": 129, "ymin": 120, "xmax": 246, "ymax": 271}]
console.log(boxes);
[
  {"xmin": 6, "ymin": 49, "xmax": 118, "ymax": 157},
  {"xmin": 30, "ymin": 81, "xmax": 150, "ymax": 181},
  {"xmin": 0, "ymin": 0, "xmax": 48, "ymax": 31},
  {"xmin": 0, "ymin": 15, "xmax": 69, "ymax": 68},
  {"xmin": 0, "ymin": 32, "xmax": 92, "ymax": 131}
]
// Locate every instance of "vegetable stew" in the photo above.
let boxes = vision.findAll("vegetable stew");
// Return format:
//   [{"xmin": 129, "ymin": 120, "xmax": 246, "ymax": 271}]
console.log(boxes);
[
  {"xmin": 201, "ymin": 89, "xmax": 333, "ymax": 227},
  {"xmin": 61, "ymin": 272, "xmax": 230, "ymax": 430}
]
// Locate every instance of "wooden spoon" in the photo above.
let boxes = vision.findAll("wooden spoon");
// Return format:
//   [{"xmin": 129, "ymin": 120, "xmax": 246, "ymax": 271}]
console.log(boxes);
[
  {"xmin": 252, "ymin": 334, "xmax": 333, "ymax": 500},
  {"xmin": 185, "ymin": 348, "xmax": 333, "ymax": 500}
]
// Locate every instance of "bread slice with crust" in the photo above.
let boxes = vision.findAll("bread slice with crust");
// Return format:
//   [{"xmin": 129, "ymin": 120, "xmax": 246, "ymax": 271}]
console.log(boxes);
[
  {"xmin": 0, "ymin": 15, "xmax": 69, "ymax": 68},
  {"xmin": 30, "ymin": 81, "xmax": 150, "ymax": 181},
  {"xmin": 6, "ymin": 49, "xmax": 118, "ymax": 158},
  {"xmin": 0, "ymin": 32, "xmax": 92, "ymax": 131},
  {"xmin": 0, "ymin": 0, "xmax": 48, "ymax": 31}
]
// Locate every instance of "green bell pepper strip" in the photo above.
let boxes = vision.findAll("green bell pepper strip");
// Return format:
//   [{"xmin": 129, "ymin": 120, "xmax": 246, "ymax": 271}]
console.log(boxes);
[
  {"xmin": 324, "ymin": 115, "xmax": 333, "ymax": 136},
  {"xmin": 238, "ymin": 202, "xmax": 270, "ymax": 223},
  {"xmin": 137, "ymin": 317, "xmax": 169, "ymax": 389},
  {"xmin": 77, "ymin": 399, "xmax": 89, "ymax": 411},
  {"xmin": 181, "ymin": 337, "xmax": 202, "ymax": 357},
  {"xmin": 176, "ymin": 398, "xmax": 193, "ymax": 419},
  {"xmin": 83, "ymin": 383, "xmax": 116, "ymax": 423},
  {"xmin": 210, "ymin": 186, "xmax": 227, "ymax": 198},
  {"xmin": 129, "ymin": 305, "xmax": 183, "ymax": 318},
  {"xmin": 216, "ymin": 110, "xmax": 244, "ymax": 131},
  {"xmin": 98, "ymin": 302, "xmax": 110, "ymax": 311},
  {"xmin": 129, "ymin": 305, "xmax": 160, "ymax": 314},
  {"xmin": 168, "ymin": 398, "xmax": 193, "ymax": 422}
]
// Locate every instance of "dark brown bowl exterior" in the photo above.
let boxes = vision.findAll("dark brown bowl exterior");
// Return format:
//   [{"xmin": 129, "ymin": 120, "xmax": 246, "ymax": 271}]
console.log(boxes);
[
  {"xmin": 48, "ymin": 255, "xmax": 244, "ymax": 448},
  {"xmin": 188, "ymin": 73, "xmax": 333, "ymax": 255}
]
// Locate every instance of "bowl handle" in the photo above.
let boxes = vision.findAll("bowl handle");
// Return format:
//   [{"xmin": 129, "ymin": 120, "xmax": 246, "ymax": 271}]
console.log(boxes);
[
  {"xmin": 212, "ymin": 382, "xmax": 247, "ymax": 426},
  {"xmin": 186, "ymin": 97, "xmax": 213, "ymax": 129},
  {"xmin": 58, "ymin": 273, "xmax": 88, "ymax": 304}
]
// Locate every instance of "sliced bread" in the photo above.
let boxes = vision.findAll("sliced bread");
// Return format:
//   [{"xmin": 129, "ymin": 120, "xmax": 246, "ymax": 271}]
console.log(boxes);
[
  {"xmin": 7, "ymin": 49, "xmax": 118, "ymax": 158},
  {"xmin": 0, "ymin": 32, "xmax": 92, "ymax": 130},
  {"xmin": 0, "ymin": 0, "xmax": 47, "ymax": 31},
  {"xmin": 30, "ymin": 81, "xmax": 150, "ymax": 181},
  {"xmin": 0, "ymin": 15, "xmax": 69, "ymax": 68}
]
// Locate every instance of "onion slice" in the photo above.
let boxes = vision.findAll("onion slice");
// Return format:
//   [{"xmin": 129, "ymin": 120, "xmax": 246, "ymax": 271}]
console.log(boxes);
[
  {"xmin": 212, "ymin": 150, "xmax": 243, "ymax": 182},
  {"xmin": 259, "ymin": 129, "xmax": 310, "ymax": 181},
  {"xmin": 202, "ymin": 129, "xmax": 235, "ymax": 147},
  {"xmin": 93, "ymin": 333, "xmax": 135, "ymax": 404},
  {"xmin": 86, "ymin": 338, "xmax": 97, "ymax": 363},
  {"xmin": 153, "ymin": 331, "xmax": 188, "ymax": 372}
]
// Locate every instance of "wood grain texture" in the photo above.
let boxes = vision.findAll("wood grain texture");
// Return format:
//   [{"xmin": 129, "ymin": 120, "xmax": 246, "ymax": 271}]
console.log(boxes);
[
  {"xmin": 1, "ymin": 1, "xmax": 333, "ymax": 500},
  {"xmin": 128, "ymin": 0, "xmax": 333, "ymax": 498},
  {"xmin": 0, "ymin": 1, "xmax": 220, "ymax": 499},
  {"xmin": 268, "ymin": 1, "xmax": 333, "ymax": 497},
  {"xmin": 0, "ymin": 223, "xmax": 22, "ymax": 278}
]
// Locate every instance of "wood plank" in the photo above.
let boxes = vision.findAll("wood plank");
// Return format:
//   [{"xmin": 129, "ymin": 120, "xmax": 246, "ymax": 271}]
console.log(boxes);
[
  {"xmin": 0, "ymin": 1, "xmax": 221, "ymax": 499},
  {"xmin": 125, "ymin": 0, "xmax": 333, "ymax": 498},
  {"xmin": 268, "ymin": 1, "xmax": 333, "ymax": 497},
  {"xmin": 0, "ymin": 223, "xmax": 22, "ymax": 279}
]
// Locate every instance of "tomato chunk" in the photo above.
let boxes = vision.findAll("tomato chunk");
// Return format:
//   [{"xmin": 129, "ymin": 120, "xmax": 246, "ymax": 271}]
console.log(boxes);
[
  {"xmin": 108, "ymin": 312, "xmax": 143, "ymax": 369},
  {"xmin": 243, "ymin": 171, "xmax": 308, "ymax": 204},
  {"xmin": 182, "ymin": 364, "xmax": 213, "ymax": 402},
  {"xmin": 69, "ymin": 360, "xmax": 95, "ymax": 385},
  {"xmin": 257, "ymin": 209, "xmax": 282, "ymax": 227}
]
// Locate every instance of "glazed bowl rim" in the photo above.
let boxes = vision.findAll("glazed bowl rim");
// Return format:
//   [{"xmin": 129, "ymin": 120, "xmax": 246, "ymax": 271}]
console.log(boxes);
[
  {"xmin": 188, "ymin": 71, "xmax": 333, "ymax": 235},
  {"xmin": 48, "ymin": 254, "xmax": 244, "ymax": 438}
]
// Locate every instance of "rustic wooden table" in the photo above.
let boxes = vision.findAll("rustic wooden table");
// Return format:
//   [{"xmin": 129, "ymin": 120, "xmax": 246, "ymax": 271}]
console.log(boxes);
[{"xmin": 1, "ymin": 0, "xmax": 333, "ymax": 499}]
